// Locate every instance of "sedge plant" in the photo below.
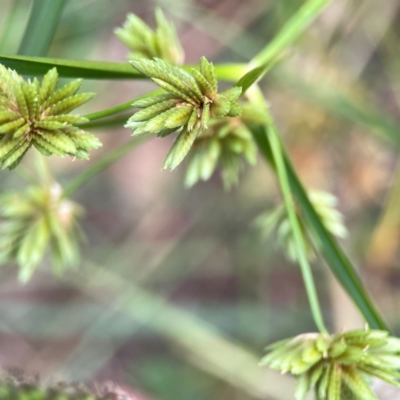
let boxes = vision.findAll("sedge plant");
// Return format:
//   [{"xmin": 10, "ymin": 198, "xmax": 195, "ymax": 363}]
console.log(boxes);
[{"xmin": 0, "ymin": 1, "xmax": 399, "ymax": 399}]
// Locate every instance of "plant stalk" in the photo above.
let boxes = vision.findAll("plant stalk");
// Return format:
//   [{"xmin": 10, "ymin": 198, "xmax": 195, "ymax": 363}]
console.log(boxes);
[
  {"xmin": 63, "ymin": 136, "xmax": 149, "ymax": 197},
  {"xmin": 267, "ymin": 123, "xmax": 328, "ymax": 333}
]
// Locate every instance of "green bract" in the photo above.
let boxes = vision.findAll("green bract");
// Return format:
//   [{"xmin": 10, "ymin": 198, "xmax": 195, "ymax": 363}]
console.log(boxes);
[
  {"xmin": 254, "ymin": 189, "xmax": 347, "ymax": 262},
  {"xmin": 0, "ymin": 181, "xmax": 84, "ymax": 283},
  {"xmin": 127, "ymin": 57, "xmax": 242, "ymax": 169},
  {"xmin": 0, "ymin": 65, "xmax": 101, "ymax": 169},
  {"xmin": 115, "ymin": 9, "xmax": 184, "ymax": 65},
  {"xmin": 185, "ymin": 117, "xmax": 257, "ymax": 190},
  {"xmin": 260, "ymin": 329, "xmax": 400, "ymax": 400}
]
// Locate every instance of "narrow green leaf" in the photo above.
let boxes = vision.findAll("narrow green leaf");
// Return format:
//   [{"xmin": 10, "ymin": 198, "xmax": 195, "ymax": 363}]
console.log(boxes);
[
  {"xmin": 251, "ymin": 124, "xmax": 389, "ymax": 331},
  {"xmin": 39, "ymin": 131, "xmax": 77, "ymax": 154},
  {"xmin": 1, "ymin": 141, "xmax": 30, "ymax": 169},
  {"xmin": 250, "ymin": 0, "xmax": 332, "ymax": 68},
  {"xmin": 0, "ymin": 54, "xmax": 245, "ymax": 81},
  {"xmin": 18, "ymin": 0, "xmax": 67, "ymax": 56},
  {"xmin": 132, "ymin": 93, "xmax": 175, "ymax": 108}
]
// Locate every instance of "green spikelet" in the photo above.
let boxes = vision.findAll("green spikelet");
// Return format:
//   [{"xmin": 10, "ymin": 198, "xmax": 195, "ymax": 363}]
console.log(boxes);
[
  {"xmin": 42, "ymin": 78, "xmax": 83, "ymax": 110},
  {"xmin": 163, "ymin": 125, "xmax": 200, "ymax": 170},
  {"xmin": 261, "ymin": 329, "xmax": 400, "ymax": 400},
  {"xmin": 39, "ymin": 67, "xmax": 58, "ymax": 103},
  {"xmin": 184, "ymin": 116, "xmax": 256, "ymax": 190},
  {"xmin": 0, "ymin": 117, "xmax": 26, "ymax": 134},
  {"xmin": 164, "ymin": 105, "xmax": 193, "ymax": 129},
  {"xmin": 115, "ymin": 8, "xmax": 184, "ymax": 65},
  {"xmin": 129, "ymin": 99, "xmax": 180, "ymax": 122},
  {"xmin": 185, "ymin": 115, "xmax": 257, "ymax": 190},
  {"xmin": 200, "ymin": 57, "xmax": 217, "ymax": 96},
  {"xmin": 0, "ymin": 65, "xmax": 100, "ymax": 169},
  {"xmin": 128, "ymin": 56, "xmax": 242, "ymax": 170},
  {"xmin": 191, "ymin": 68, "xmax": 215, "ymax": 99}
]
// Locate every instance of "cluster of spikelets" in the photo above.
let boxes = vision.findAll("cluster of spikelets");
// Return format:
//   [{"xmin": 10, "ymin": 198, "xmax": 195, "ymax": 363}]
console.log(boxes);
[
  {"xmin": 0, "ymin": 368, "xmax": 124, "ymax": 400},
  {"xmin": 260, "ymin": 329, "xmax": 400, "ymax": 400},
  {"xmin": 127, "ymin": 57, "xmax": 242, "ymax": 170},
  {"xmin": 185, "ymin": 116, "xmax": 257, "ymax": 189},
  {"xmin": 115, "ymin": 8, "xmax": 184, "ymax": 65},
  {"xmin": 254, "ymin": 190, "xmax": 347, "ymax": 261},
  {"xmin": 0, "ymin": 65, "xmax": 101, "ymax": 169},
  {"xmin": 0, "ymin": 181, "xmax": 84, "ymax": 283}
]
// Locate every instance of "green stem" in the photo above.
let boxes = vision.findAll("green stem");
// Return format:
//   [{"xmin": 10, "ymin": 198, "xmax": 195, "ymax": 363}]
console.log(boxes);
[
  {"xmin": 63, "ymin": 136, "xmax": 149, "ymax": 197},
  {"xmin": 235, "ymin": 0, "xmax": 332, "ymax": 94},
  {"xmin": 247, "ymin": 85, "xmax": 388, "ymax": 330},
  {"xmin": 250, "ymin": 0, "xmax": 332, "ymax": 69},
  {"xmin": 80, "ymin": 114, "xmax": 131, "ymax": 130},
  {"xmin": 85, "ymin": 100, "xmax": 135, "ymax": 121},
  {"xmin": 83, "ymin": 90, "xmax": 163, "ymax": 122},
  {"xmin": 267, "ymin": 123, "xmax": 328, "ymax": 333}
]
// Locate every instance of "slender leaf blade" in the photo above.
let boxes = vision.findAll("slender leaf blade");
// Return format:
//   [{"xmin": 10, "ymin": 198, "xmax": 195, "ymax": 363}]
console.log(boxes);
[
  {"xmin": 18, "ymin": 0, "xmax": 67, "ymax": 56},
  {"xmin": 250, "ymin": 124, "xmax": 389, "ymax": 331},
  {"xmin": 0, "ymin": 54, "xmax": 245, "ymax": 81}
]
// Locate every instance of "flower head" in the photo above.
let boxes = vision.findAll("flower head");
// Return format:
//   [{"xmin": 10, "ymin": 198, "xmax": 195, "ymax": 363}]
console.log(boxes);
[
  {"xmin": 115, "ymin": 8, "xmax": 184, "ymax": 65},
  {"xmin": 0, "ymin": 65, "xmax": 101, "ymax": 169},
  {"xmin": 0, "ymin": 180, "xmax": 84, "ymax": 282},
  {"xmin": 185, "ymin": 116, "xmax": 257, "ymax": 190},
  {"xmin": 127, "ymin": 57, "xmax": 242, "ymax": 169},
  {"xmin": 261, "ymin": 329, "xmax": 400, "ymax": 400}
]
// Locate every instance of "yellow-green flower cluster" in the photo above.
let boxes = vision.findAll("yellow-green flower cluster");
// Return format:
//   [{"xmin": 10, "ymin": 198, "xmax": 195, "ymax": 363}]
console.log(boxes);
[
  {"xmin": 0, "ymin": 65, "xmax": 101, "ymax": 169},
  {"xmin": 185, "ymin": 117, "xmax": 257, "ymax": 190},
  {"xmin": 115, "ymin": 9, "xmax": 184, "ymax": 65},
  {"xmin": 260, "ymin": 329, "xmax": 400, "ymax": 400},
  {"xmin": 128, "ymin": 57, "xmax": 242, "ymax": 169},
  {"xmin": 0, "ymin": 181, "xmax": 84, "ymax": 282}
]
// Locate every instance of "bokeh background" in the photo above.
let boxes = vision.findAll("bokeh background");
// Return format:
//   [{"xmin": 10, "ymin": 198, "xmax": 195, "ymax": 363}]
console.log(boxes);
[{"xmin": 1, "ymin": 0, "xmax": 400, "ymax": 399}]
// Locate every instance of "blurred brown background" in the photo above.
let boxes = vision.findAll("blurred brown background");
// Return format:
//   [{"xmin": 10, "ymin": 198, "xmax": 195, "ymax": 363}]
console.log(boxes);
[{"xmin": 1, "ymin": 0, "xmax": 400, "ymax": 399}]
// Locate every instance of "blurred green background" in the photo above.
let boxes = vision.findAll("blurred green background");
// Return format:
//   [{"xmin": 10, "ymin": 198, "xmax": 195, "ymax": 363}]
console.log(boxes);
[{"xmin": 1, "ymin": 0, "xmax": 400, "ymax": 399}]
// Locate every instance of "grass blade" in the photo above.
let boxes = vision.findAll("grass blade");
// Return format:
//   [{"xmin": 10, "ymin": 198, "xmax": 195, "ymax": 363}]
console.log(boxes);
[
  {"xmin": 0, "ymin": 54, "xmax": 245, "ymax": 81},
  {"xmin": 234, "ymin": 0, "xmax": 332, "ymax": 92},
  {"xmin": 18, "ymin": 0, "xmax": 68, "ymax": 56},
  {"xmin": 250, "ymin": 0, "xmax": 332, "ymax": 69}
]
